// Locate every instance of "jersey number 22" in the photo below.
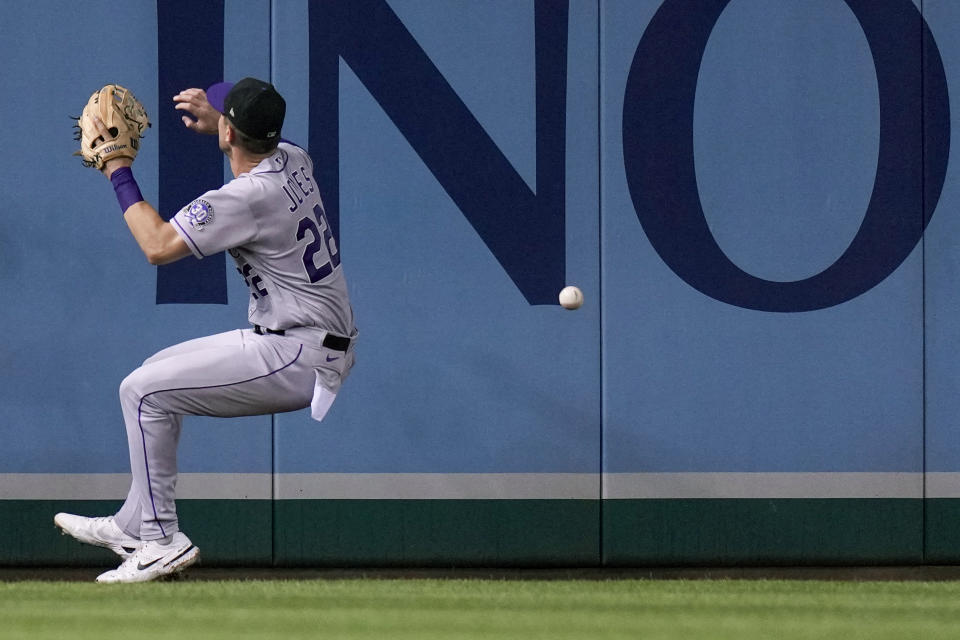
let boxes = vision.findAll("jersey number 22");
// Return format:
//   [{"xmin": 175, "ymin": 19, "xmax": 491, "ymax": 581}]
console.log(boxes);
[{"xmin": 297, "ymin": 203, "xmax": 341, "ymax": 283}]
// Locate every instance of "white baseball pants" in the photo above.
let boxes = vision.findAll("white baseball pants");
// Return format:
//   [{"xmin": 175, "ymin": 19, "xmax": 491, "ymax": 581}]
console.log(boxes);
[{"xmin": 112, "ymin": 328, "xmax": 353, "ymax": 540}]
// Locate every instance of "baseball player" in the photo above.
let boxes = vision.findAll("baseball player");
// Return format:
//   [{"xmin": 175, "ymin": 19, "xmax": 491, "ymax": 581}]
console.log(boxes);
[{"xmin": 56, "ymin": 78, "xmax": 357, "ymax": 583}]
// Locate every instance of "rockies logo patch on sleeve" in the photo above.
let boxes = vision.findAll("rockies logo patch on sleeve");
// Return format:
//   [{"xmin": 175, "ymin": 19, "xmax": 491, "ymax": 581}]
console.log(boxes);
[{"xmin": 184, "ymin": 199, "xmax": 215, "ymax": 231}]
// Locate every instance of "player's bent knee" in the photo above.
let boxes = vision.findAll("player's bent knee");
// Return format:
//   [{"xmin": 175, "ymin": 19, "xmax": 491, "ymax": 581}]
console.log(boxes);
[{"xmin": 118, "ymin": 368, "xmax": 149, "ymax": 407}]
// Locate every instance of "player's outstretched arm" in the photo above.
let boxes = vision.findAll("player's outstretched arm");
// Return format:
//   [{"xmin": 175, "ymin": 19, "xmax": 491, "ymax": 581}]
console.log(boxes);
[
  {"xmin": 173, "ymin": 88, "xmax": 219, "ymax": 135},
  {"xmin": 121, "ymin": 201, "xmax": 192, "ymax": 265},
  {"xmin": 101, "ymin": 157, "xmax": 191, "ymax": 265},
  {"xmin": 89, "ymin": 115, "xmax": 191, "ymax": 265}
]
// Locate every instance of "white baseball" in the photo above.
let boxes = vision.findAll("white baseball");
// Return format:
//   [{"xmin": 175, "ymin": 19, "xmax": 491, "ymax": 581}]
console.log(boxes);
[{"xmin": 559, "ymin": 285, "xmax": 583, "ymax": 310}]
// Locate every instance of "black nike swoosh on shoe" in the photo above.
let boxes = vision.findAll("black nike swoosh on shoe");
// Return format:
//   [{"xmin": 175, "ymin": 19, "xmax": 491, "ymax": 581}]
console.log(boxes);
[
  {"xmin": 137, "ymin": 557, "xmax": 162, "ymax": 571},
  {"xmin": 163, "ymin": 545, "xmax": 197, "ymax": 568}
]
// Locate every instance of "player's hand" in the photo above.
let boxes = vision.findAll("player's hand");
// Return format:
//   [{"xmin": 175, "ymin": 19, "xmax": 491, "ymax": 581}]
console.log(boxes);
[
  {"xmin": 173, "ymin": 88, "xmax": 220, "ymax": 135},
  {"xmin": 92, "ymin": 116, "xmax": 133, "ymax": 179}
]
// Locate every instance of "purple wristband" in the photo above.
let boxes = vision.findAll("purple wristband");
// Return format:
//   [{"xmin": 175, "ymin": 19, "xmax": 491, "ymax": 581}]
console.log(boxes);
[{"xmin": 110, "ymin": 167, "xmax": 144, "ymax": 213}]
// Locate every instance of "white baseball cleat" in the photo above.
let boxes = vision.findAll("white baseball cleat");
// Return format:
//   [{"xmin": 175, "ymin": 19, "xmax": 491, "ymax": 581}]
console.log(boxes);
[
  {"xmin": 54, "ymin": 513, "xmax": 140, "ymax": 559},
  {"xmin": 96, "ymin": 532, "xmax": 200, "ymax": 584}
]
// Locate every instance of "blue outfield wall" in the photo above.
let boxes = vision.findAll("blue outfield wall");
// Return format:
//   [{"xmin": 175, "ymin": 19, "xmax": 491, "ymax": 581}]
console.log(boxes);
[{"xmin": 1, "ymin": 0, "xmax": 960, "ymax": 565}]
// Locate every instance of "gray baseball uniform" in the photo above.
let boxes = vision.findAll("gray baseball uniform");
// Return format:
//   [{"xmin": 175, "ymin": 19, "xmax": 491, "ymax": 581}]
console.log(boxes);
[{"xmin": 113, "ymin": 141, "xmax": 356, "ymax": 541}]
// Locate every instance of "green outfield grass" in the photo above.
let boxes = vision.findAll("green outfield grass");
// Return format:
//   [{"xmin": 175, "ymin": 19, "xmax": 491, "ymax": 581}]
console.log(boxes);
[{"xmin": 2, "ymin": 578, "xmax": 960, "ymax": 639}]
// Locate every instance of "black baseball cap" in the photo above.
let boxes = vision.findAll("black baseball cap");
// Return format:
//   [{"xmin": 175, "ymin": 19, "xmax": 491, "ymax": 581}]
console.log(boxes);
[{"xmin": 206, "ymin": 77, "xmax": 285, "ymax": 141}]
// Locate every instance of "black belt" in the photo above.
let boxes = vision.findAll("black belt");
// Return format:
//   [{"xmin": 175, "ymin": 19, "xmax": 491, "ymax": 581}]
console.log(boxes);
[
  {"xmin": 253, "ymin": 325, "xmax": 285, "ymax": 336},
  {"xmin": 253, "ymin": 325, "xmax": 351, "ymax": 352}
]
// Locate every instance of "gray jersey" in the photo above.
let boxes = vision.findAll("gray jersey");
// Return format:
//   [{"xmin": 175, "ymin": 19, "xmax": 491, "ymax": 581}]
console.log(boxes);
[{"xmin": 171, "ymin": 142, "xmax": 354, "ymax": 336}]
